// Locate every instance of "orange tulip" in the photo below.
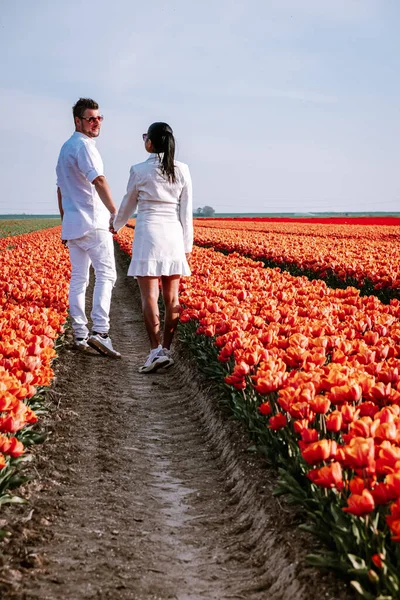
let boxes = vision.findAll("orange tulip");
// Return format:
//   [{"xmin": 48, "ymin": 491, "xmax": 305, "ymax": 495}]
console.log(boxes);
[
  {"xmin": 326, "ymin": 411, "xmax": 343, "ymax": 432},
  {"xmin": 341, "ymin": 437, "xmax": 375, "ymax": 470},
  {"xmin": 287, "ymin": 401, "xmax": 309, "ymax": 420},
  {"xmin": 347, "ymin": 417, "xmax": 372, "ymax": 439},
  {"xmin": 343, "ymin": 489, "xmax": 375, "ymax": 517},
  {"xmin": 328, "ymin": 384, "xmax": 362, "ymax": 405},
  {"xmin": 386, "ymin": 516, "xmax": 400, "ymax": 542},
  {"xmin": 301, "ymin": 428, "xmax": 319, "ymax": 444},
  {"xmin": 307, "ymin": 462, "xmax": 343, "ymax": 489},
  {"xmin": 349, "ymin": 476, "xmax": 366, "ymax": 495},
  {"xmin": 372, "ymin": 421, "xmax": 397, "ymax": 443},
  {"xmin": 301, "ymin": 440, "xmax": 337, "ymax": 465},
  {"xmin": 385, "ymin": 474, "xmax": 400, "ymax": 496},
  {"xmin": 309, "ymin": 395, "xmax": 331, "ymax": 414}
]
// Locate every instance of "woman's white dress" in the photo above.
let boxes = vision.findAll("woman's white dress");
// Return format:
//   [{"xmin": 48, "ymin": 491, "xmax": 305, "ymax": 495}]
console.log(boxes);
[{"xmin": 113, "ymin": 154, "xmax": 193, "ymax": 277}]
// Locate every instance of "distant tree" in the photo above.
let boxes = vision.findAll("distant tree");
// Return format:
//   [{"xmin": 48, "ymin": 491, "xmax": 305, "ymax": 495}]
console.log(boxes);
[
  {"xmin": 193, "ymin": 205, "xmax": 216, "ymax": 217},
  {"xmin": 201, "ymin": 205, "xmax": 215, "ymax": 217}
]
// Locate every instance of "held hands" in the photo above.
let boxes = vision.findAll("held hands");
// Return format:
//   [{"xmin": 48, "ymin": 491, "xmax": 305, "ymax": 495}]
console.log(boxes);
[{"xmin": 109, "ymin": 213, "xmax": 117, "ymax": 234}]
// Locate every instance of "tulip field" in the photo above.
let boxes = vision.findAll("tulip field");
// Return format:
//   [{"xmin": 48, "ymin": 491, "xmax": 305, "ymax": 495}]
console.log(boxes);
[
  {"xmin": 0, "ymin": 224, "xmax": 69, "ymax": 509},
  {"xmin": 117, "ymin": 217, "xmax": 400, "ymax": 599},
  {"xmin": 194, "ymin": 219, "xmax": 400, "ymax": 298},
  {"xmin": 2, "ymin": 216, "xmax": 400, "ymax": 598}
]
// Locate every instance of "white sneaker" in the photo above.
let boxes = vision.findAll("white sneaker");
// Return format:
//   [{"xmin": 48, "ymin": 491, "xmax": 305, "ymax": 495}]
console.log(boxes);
[
  {"xmin": 139, "ymin": 345, "xmax": 170, "ymax": 373},
  {"xmin": 88, "ymin": 332, "xmax": 121, "ymax": 359},
  {"xmin": 74, "ymin": 336, "xmax": 90, "ymax": 351},
  {"xmin": 161, "ymin": 348, "xmax": 174, "ymax": 368}
]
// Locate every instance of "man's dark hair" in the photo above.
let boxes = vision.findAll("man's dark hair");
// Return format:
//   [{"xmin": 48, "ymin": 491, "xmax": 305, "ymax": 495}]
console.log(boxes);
[{"xmin": 72, "ymin": 98, "xmax": 99, "ymax": 120}]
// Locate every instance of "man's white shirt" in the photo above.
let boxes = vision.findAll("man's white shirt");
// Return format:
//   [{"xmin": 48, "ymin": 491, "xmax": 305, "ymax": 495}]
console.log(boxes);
[{"xmin": 56, "ymin": 132, "xmax": 110, "ymax": 239}]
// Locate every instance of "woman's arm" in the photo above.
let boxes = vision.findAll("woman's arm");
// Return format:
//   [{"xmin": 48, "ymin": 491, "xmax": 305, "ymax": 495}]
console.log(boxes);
[
  {"xmin": 113, "ymin": 167, "xmax": 139, "ymax": 232},
  {"xmin": 179, "ymin": 165, "xmax": 194, "ymax": 253}
]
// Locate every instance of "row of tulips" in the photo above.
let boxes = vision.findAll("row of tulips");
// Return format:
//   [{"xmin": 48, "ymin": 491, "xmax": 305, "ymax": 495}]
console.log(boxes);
[
  {"xmin": 115, "ymin": 223, "xmax": 400, "ymax": 597},
  {"xmin": 195, "ymin": 217, "xmax": 400, "ymax": 240},
  {"xmin": 0, "ymin": 227, "xmax": 69, "ymax": 502},
  {"xmin": 193, "ymin": 220, "xmax": 400, "ymax": 295}
]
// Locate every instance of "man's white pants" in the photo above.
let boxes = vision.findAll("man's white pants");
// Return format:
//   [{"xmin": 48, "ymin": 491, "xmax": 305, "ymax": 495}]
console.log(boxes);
[{"xmin": 67, "ymin": 229, "xmax": 117, "ymax": 339}]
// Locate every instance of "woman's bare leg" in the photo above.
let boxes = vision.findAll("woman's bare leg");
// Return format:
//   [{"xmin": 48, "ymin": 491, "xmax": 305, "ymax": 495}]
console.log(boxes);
[
  {"xmin": 161, "ymin": 275, "xmax": 180, "ymax": 350},
  {"xmin": 137, "ymin": 277, "xmax": 161, "ymax": 349}
]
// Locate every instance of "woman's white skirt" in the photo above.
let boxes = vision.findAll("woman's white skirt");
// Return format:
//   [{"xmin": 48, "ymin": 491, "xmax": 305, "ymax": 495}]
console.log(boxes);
[{"xmin": 128, "ymin": 203, "xmax": 191, "ymax": 277}]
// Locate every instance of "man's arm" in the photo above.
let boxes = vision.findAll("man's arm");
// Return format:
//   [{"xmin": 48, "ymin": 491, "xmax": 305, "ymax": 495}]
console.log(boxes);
[
  {"xmin": 92, "ymin": 175, "xmax": 117, "ymax": 216},
  {"xmin": 113, "ymin": 166, "xmax": 139, "ymax": 232},
  {"xmin": 57, "ymin": 187, "xmax": 64, "ymax": 220}
]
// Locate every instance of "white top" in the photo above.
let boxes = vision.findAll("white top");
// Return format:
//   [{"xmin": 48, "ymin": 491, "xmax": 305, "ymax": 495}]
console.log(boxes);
[
  {"xmin": 114, "ymin": 154, "xmax": 193, "ymax": 252},
  {"xmin": 56, "ymin": 132, "xmax": 110, "ymax": 240}
]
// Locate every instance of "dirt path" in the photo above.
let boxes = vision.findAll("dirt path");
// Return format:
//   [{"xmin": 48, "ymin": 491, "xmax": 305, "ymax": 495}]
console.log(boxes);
[{"xmin": 0, "ymin": 248, "xmax": 351, "ymax": 600}]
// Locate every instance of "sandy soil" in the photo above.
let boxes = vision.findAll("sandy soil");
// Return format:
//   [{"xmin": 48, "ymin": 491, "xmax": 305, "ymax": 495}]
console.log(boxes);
[{"xmin": 0, "ymin": 247, "xmax": 353, "ymax": 600}]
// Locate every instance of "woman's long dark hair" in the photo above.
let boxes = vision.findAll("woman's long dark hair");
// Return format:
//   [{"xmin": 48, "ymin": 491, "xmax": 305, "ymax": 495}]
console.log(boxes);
[{"xmin": 147, "ymin": 122, "xmax": 176, "ymax": 183}]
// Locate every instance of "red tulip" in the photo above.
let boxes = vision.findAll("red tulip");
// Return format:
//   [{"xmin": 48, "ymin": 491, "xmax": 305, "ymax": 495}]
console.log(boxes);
[
  {"xmin": 326, "ymin": 411, "xmax": 343, "ymax": 432},
  {"xmin": 307, "ymin": 462, "xmax": 343, "ymax": 489},
  {"xmin": 302, "ymin": 440, "xmax": 337, "ymax": 465},
  {"xmin": 343, "ymin": 489, "xmax": 375, "ymax": 517},
  {"xmin": 309, "ymin": 395, "xmax": 331, "ymax": 414},
  {"xmin": 258, "ymin": 401, "xmax": 272, "ymax": 416},
  {"xmin": 371, "ymin": 554, "xmax": 384, "ymax": 569},
  {"xmin": 268, "ymin": 413, "xmax": 287, "ymax": 430},
  {"xmin": 341, "ymin": 437, "xmax": 375, "ymax": 470}
]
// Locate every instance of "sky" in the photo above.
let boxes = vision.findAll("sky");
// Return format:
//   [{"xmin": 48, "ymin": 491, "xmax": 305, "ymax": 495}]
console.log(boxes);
[{"xmin": 0, "ymin": 0, "xmax": 399, "ymax": 214}]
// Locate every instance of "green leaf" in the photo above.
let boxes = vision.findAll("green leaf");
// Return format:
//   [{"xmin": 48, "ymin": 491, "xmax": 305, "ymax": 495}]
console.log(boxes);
[
  {"xmin": 348, "ymin": 568, "xmax": 370, "ymax": 577},
  {"xmin": 0, "ymin": 495, "xmax": 27, "ymax": 506},
  {"xmin": 350, "ymin": 581, "xmax": 375, "ymax": 599},
  {"xmin": 7, "ymin": 475, "xmax": 31, "ymax": 489},
  {"xmin": 306, "ymin": 553, "xmax": 342, "ymax": 570},
  {"xmin": 347, "ymin": 554, "xmax": 367, "ymax": 571},
  {"xmin": 298, "ymin": 524, "xmax": 318, "ymax": 534}
]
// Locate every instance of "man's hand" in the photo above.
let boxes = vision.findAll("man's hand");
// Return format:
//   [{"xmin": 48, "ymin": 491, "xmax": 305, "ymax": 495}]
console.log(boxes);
[
  {"xmin": 109, "ymin": 213, "xmax": 117, "ymax": 234},
  {"xmin": 186, "ymin": 252, "xmax": 192, "ymax": 264}
]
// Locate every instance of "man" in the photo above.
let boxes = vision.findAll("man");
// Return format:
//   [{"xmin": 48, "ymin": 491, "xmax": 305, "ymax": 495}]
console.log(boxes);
[{"xmin": 56, "ymin": 97, "xmax": 121, "ymax": 358}]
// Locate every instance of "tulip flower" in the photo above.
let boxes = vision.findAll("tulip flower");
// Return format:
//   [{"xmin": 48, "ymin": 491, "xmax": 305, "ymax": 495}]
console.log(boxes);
[
  {"xmin": 371, "ymin": 553, "xmax": 384, "ymax": 569},
  {"xmin": 326, "ymin": 411, "xmax": 343, "ymax": 432},
  {"xmin": 258, "ymin": 401, "xmax": 272, "ymax": 416},
  {"xmin": 307, "ymin": 462, "xmax": 343, "ymax": 489},
  {"xmin": 341, "ymin": 437, "xmax": 375, "ymax": 470},
  {"xmin": 386, "ymin": 515, "xmax": 400, "ymax": 542},
  {"xmin": 371, "ymin": 481, "xmax": 398, "ymax": 505},
  {"xmin": 309, "ymin": 395, "xmax": 331, "ymax": 414},
  {"xmin": 349, "ymin": 476, "xmax": 366, "ymax": 495},
  {"xmin": 301, "ymin": 440, "xmax": 337, "ymax": 465},
  {"xmin": 301, "ymin": 428, "xmax": 319, "ymax": 444},
  {"xmin": 343, "ymin": 489, "xmax": 375, "ymax": 517},
  {"xmin": 268, "ymin": 413, "xmax": 287, "ymax": 430}
]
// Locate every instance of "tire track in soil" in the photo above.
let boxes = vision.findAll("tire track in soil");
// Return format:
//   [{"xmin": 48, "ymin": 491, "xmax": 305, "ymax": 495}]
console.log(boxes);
[{"xmin": 0, "ymin": 246, "xmax": 352, "ymax": 600}]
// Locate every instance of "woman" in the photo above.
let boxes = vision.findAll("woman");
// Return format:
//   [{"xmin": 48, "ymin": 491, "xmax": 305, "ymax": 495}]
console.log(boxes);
[{"xmin": 113, "ymin": 122, "xmax": 193, "ymax": 373}]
